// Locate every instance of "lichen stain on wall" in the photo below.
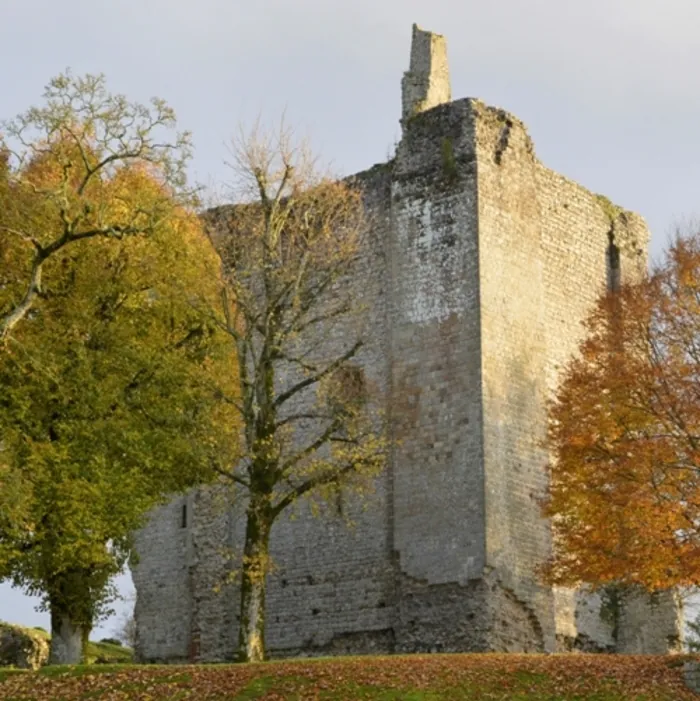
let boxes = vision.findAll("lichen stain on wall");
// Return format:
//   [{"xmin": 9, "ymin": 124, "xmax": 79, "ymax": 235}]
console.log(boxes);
[{"xmin": 394, "ymin": 192, "xmax": 472, "ymax": 325}]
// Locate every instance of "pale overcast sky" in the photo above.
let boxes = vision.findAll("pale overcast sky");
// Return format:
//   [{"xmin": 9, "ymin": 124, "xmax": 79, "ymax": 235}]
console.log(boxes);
[{"xmin": 2, "ymin": 0, "xmax": 700, "ymax": 637}]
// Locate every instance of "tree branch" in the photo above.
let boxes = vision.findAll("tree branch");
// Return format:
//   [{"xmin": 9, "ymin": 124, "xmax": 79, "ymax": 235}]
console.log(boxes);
[
  {"xmin": 273, "ymin": 340, "xmax": 362, "ymax": 408},
  {"xmin": 272, "ymin": 459, "xmax": 364, "ymax": 518},
  {"xmin": 278, "ymin": 419, "xmax": 342, "ymax": 476},
  {"xmin": 212, "ymin": 462, "xmax": 250, "ymax": 489},
  {"xmin": 274, "ymin": 412, "xmax": 328, "ymax": 429},
  {"xmin": 0, "ymin": 257, "xmax": 43, "ymax": 344},
  {"xmin": 0, "ymin": 226, "xmax": 42, "ymax": 250}
]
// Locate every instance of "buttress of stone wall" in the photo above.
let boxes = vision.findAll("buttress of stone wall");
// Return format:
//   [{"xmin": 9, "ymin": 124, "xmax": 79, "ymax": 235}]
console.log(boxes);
[
  {"xmin": 389, "ymin": 99, "xmax": 490, "ymax": 652},
  {"xmin": 259, "ymin": 164, "xmax": 397, "ymax": 658},
  {"xmin": 473, "ymin": 101, "xmax": 555, "ymax": 652},
  {"xmin": 188, "ymin": 485, "xmax": 239, "ymax": 661},
  {"xmin": 555, "ymin": 589, "xmax": 616, "ymax": 652}
]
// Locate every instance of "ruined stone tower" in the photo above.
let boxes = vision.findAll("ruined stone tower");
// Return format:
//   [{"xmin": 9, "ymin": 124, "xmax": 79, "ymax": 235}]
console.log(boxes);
[
  {"xmin": 401, "ymin": 24, "xmax": 451, "ymax": 122},
  {"xmin": 132, "ymin": 26, "xmax": 683, "ymax": 661}
]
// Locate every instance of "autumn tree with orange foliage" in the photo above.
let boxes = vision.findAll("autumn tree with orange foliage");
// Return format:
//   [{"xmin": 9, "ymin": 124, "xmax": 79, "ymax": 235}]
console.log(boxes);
[{"xmin": 545, "ymin": 230, "xmax": 700, "ymax": 593}]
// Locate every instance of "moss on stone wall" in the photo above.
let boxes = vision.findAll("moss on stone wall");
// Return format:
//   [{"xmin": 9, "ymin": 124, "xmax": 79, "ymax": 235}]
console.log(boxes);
[{"xmin": 595, "ymin": 194, "xmax": 624, "ymax": 224}]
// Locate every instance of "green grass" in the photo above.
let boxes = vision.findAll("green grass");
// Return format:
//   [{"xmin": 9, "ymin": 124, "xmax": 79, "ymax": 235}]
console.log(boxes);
[
  {"xmin": 85, "ymin": 640, "xmax": 133, "ymax": 664},
  {"xmin": 0, "ymin": 668, "xmax": 26, "ymax": 683}
]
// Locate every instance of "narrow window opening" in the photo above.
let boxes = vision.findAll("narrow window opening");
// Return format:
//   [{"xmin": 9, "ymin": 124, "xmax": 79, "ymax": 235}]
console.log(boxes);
[
  {"xmin": 181, "ymin": 503, "xmax": 188, "ymax": 529},
  {"xmin": 334, "ymin": 484, "xmax": 344, "ymax": 518},
  {"xmin": 607, "ymin": 231, "xmax": 621, "ymax": 292}
]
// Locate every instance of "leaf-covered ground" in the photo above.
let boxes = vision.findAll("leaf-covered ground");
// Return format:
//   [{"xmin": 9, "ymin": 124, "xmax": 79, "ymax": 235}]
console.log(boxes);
[{"xmin": 0, "ymin": 654, "xmax": 697, "ymax": 700}]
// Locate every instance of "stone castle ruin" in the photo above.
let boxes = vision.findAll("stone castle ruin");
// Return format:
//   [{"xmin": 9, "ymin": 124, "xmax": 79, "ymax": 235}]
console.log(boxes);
[{"xmin": 133, "ymin": 24, "xmax": 683, "ymax": 661}]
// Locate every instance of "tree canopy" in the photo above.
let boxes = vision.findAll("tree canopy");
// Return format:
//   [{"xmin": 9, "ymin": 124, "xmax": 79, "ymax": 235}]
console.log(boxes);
[
  {"xmin": 545, "ymin": 231, "xmax": 700, "ymax": 591},
  {"xmin": 0, "ymin": 71, "xmax": 192, "ymax": 344},
  {"xmin": 0, "ymin": 74, "xmax": 238, "ymax": 663}
]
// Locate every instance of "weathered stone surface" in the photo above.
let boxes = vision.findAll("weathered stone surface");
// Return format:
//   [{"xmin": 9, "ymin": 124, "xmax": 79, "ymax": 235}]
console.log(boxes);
[
  {"xmin": 617, "ymin": 588, "xmax": 684, "ymax": 654},
  {"xmin": 0, "ymin": 623, "xmax": 49, "ymax": 670},
  {"xmin": 132, "ymin": 25, "xmax": 681, "ymax": 662},
  {"xmin": 683, "ymin": 660, "xmax": 700, "ymax": 694},
  {"xmin": 401, "ymin": 24, "xmax": 451, "ymax": 123}
]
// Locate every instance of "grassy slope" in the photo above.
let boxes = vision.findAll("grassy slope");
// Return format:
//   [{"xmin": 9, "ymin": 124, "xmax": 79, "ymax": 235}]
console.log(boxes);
[
  {"xmin": 0, "ymin": 654, "xmax": 698, "ymax": 700},
  {"xmin": 85, "ymin": 640, "xmax": 133, "ymax": 664}
]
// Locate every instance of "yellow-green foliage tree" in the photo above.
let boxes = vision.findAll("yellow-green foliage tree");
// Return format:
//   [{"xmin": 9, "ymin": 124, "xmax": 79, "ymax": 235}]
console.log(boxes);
[
  {"xmin": 0, "ymin": 75, "xmax": 239, "ymax": 665},
  {"xmin": 545, "ymin": 230, "xmax": 700, "ymax": 592},
  {"xmin": 0, "ymin": 71, "xmax": 192, "ymax": 344},
  {"xmin": 207, "ymin": 123, "xmax": 386, "ymax": 663}
]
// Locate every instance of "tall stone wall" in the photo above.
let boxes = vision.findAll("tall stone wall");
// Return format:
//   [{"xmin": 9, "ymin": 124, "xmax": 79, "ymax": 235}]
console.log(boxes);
[
  {"xmin": 472, "ymin": 102, "xmax": 555, "ymax": 651},
  {"xmin": 388, "ymin": 100, "xmax": 489, "ymax": 651},
  {"xmin": 132, "ymin": 26, "xmax": 682, "ymax": 662},
  {"xmin": 258, "ymin": 164, "xmax": 397, "ymax": 657},
  {"xmin": 135, "ymin": 165, "xmax": 398, "ymax": 662},
  {"xmin": 132, "ymin": 496, "xmax": 193, "ymax": 661},
  {"xmin": 535, "ymin": 143, "xmax": 651, "ymax": 651}
]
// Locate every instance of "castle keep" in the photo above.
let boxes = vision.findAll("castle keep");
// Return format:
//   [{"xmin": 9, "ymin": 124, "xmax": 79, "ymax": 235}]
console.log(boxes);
[{"xmin": 133, "ymin": 25, "xmax": 683, "ymax": 660}]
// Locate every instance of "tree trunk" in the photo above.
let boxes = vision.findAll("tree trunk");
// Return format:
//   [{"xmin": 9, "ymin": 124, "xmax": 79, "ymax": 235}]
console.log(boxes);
[
  {"xmin": 238, "ymin": 500, "xmax": 272, "ymax": 663},
  {"xmin": 49, "ymin": 608, "xmax": 89, "ymax": 665}
]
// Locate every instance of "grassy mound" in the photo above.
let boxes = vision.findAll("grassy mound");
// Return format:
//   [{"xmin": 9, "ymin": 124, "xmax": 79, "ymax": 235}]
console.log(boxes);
[{"xmin": 0, "ymin": 653, "xmax": 697, "ymax": 699}]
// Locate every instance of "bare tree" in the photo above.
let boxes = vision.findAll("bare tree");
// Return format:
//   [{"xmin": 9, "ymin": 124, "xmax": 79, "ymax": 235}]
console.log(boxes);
[
  {"xmin": 205, "ymin": 122, "xmax": 386, "ymax": 663},
  {"xmin": 0, "ymin": 71, "xmax": 193, "ymax": 345},
  {"xmin": 112, "ymin": 593, "xmax": 136, "ymax": 649}
]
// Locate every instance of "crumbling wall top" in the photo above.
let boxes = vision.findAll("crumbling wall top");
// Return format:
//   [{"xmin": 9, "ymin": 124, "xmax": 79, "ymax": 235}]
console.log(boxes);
[{"xmin": 401, "ymin": 23, "xmax": 451, "ymax": 124}]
